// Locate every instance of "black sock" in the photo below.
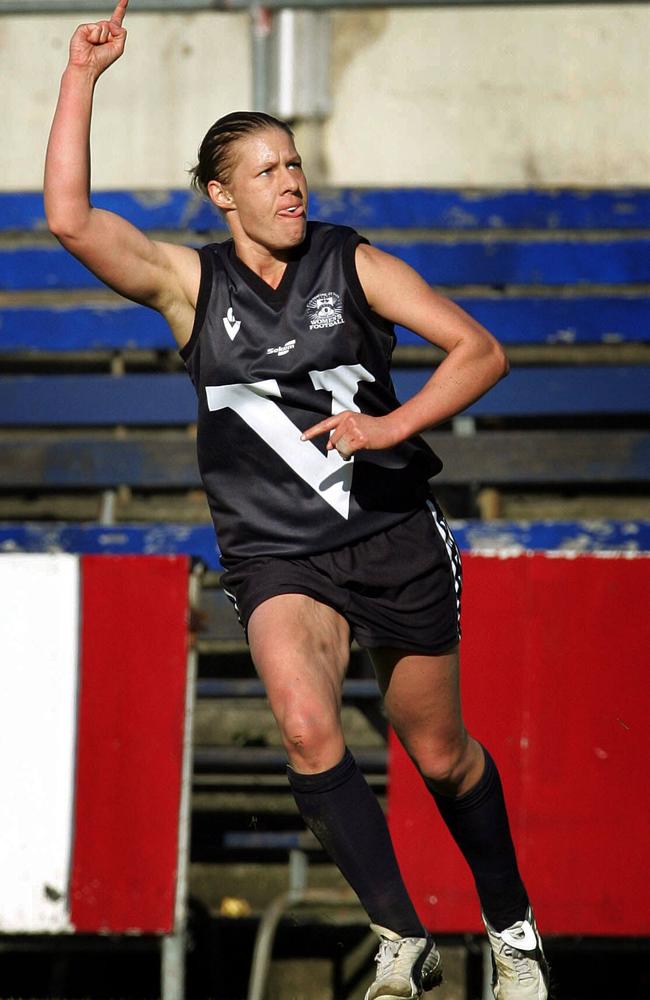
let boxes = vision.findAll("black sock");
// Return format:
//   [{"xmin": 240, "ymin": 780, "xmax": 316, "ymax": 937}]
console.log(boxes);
[
  {"xmin": 424, "ymin": 745, "xmax": 529, "ymax": 932},
  {"xmin": 287, "ymin": 747, "xmax": 425, "ymax": 937}
]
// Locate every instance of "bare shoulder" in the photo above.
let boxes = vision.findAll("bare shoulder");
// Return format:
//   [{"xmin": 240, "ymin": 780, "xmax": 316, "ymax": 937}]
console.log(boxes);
[
  {"xmin": 354, "ymin": 241, "xmax": 505, "ymax": 357},
  {"xmin": 354, "ymin": 241, "xmax": 392, "ymax": 287},
  {"xmin": 354, "ymin": 242, "xmax": 434, "ymax": 317}
]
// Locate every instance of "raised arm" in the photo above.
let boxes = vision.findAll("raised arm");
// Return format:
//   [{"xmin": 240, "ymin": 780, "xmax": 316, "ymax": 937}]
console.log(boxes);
[{"xmin": 44, "ymin": 0, "xmax": 199, "ymax": 347}]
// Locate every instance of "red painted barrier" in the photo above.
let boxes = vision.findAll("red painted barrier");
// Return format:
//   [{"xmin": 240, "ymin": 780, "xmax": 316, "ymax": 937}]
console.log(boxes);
[
  {"xmin": 70, "ymin": 555, "xmax": 189, "ymax": 934},
  {"xmin": 388, "ymin": 552, "xmax": 650, "ymax": 936}
]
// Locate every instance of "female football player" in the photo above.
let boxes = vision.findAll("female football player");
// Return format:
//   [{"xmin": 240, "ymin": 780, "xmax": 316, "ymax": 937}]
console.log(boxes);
[{"xmin": 45, "ymin": 3, "xmax": 549, "ymax": 996}]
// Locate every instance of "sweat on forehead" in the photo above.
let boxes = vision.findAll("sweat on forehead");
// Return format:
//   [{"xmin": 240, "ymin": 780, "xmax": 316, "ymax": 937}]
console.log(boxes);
[{"xmin": 190, "ymin": 112, "xmax": 294, "ymax": 195}]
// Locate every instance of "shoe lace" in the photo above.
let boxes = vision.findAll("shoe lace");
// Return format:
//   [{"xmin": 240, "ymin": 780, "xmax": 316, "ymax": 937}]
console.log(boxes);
[
  {"xmin": 375, "ymin": 938, "xmax": 405, "ymax": 978},
  {"xmin": 500, "ymin": 943, "xmax": 537, "ymax": 985}
]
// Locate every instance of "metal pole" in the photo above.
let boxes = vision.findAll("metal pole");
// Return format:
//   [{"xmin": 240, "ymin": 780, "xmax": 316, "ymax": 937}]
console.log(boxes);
[
  {"xmin": 247, "ymin": 885, "xmax": 361, "ymax": 1000},
  {"xmin": 0, "ymin": 0, "xmax": 630, "ymax": 14},
  {"xmin": 161, "ymin": 933, "xmax": 186, "ymax": 1000},
  {"xmin": 482, "ymin": 940, "xmax": 494, "ymax": 1000},
  {"xmin": 250, "ymin": 5, "xmax": 272, "ymax": 113},
  {"xmin": 247, "ymin": 890, "xmax": 294, "ymax": 1000},
  {"xmin": 161, "ymin": 566, "xmax": 199, "ymax": 1000}
]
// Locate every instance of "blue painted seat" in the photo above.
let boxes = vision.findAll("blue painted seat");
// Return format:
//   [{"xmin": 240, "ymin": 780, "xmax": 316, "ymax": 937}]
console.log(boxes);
[
  {"xmin": 0, "ymin": 367, "xmax": 647, "ymax": 426},
  {"xmin": 4, "ymin": 237, "xmax": 650, "ymax": 291},
  {"xmin": 3, "ymin": 295, "xmax": 649, "ymax": 353},
  {"xmin": 1, "ymin": 521, "xmax": 648, "ymax": 572},
  {"xmin": 2, "ymin": 189, "xmax": 649, "ymax": 357},
  {"xmin": 3, "ymin": 188, "xmax": 650, "ymax": 232}
]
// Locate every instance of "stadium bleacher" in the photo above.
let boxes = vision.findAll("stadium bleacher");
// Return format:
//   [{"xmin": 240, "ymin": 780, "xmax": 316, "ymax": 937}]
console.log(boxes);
[{"xmin": 1, "ymin": 186, "xmax": 649, "ymax": 559}]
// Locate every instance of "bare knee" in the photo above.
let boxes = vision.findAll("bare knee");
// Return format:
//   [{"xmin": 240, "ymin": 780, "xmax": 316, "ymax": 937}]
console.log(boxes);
[
  {"xmin": 279, "ymin": 700, "xmax": 344, "ymax": 772},
  {"xmin": 247, "ymin": 596, "xmax": 351, "ymax": 772},
  {"xmin": 264, "ymin": 668, "xmax": 347, "ymax": 772},
  {"xmin": 407, "ymin": 732, "xmax": 483, "ymax": 796}
]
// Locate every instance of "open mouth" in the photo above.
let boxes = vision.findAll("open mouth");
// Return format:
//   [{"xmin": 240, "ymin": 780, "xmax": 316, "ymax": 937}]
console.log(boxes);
[{"xmin": 278, "ymin": 205, "xmax": 305, "ymax": 218}]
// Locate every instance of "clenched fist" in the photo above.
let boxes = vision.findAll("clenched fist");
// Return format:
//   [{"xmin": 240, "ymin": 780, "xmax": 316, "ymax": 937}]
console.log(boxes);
[{"xmin": 68, "ymin": 0, "xmax": 128, "ymax": 80}]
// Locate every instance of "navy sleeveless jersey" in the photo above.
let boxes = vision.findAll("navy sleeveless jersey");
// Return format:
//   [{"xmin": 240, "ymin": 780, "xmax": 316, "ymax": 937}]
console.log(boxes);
[{"xmin": 180, "ymin": 221, "xmax": 442, "ymax": 564}]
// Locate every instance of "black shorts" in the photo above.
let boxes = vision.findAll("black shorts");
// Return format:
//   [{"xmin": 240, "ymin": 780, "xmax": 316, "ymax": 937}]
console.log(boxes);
[{"xmin": 221, "ymin": 500, "xmax": 462, "ymax": 656}]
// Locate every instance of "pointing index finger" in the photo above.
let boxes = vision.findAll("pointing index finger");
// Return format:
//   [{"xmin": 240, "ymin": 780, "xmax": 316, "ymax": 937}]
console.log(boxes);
[
  {"xmin": 111, "ymin": 0, "xmax": 128, "ymax": 26},
  {"xmin": 300, "ymin": 414, "xmax": 342, "ymax": 442}
]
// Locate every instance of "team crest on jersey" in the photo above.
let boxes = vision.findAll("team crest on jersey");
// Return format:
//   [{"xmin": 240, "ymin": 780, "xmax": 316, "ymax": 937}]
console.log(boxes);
[{"xmin": 307, "ymin": 292, "xmax": 345, "ymax": 330}]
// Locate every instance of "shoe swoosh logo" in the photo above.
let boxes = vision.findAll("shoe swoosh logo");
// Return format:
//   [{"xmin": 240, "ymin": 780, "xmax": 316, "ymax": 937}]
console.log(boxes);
[{"xmin": 502, "ymin": 923, "xmax": 539, "ymax": 952}]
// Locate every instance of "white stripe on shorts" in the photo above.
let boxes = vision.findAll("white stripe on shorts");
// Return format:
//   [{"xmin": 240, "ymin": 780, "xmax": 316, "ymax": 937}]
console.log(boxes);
[
  {"xmin": 222, "ymin": 585, "xmax": 243, "ymax": 625},
  {"xmin": 427, "ymin": 499, "xmax": 462, "ymax": 629}
]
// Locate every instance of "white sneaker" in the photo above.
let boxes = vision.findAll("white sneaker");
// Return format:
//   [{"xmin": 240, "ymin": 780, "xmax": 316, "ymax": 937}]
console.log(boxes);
[
  {"xmin": 483, "ymin": 907, "xmax": 550, "ymax": 999},
  {"xmin": 364, "ymin": 924, "xmax": 443, "ymax": 1000}
]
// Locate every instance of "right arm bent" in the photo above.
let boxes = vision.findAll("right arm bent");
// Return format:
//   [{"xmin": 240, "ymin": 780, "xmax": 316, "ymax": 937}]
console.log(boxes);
[{"xmin": 44, "ymin": 0, "xmax": 199, "ymax": 348}]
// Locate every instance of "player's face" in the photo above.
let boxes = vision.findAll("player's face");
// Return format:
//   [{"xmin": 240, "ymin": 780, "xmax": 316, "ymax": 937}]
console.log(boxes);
[{"xmin": 222, "ymin": 128, "xmax": 308, "ymax": 252}]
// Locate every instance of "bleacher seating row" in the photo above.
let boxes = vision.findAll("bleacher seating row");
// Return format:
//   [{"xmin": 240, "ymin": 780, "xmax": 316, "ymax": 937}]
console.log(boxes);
[
  {"xmin": 1, "ymin": 521, "xmax": 648, "ymax": 572},
  {"xmin": 0, "ymin": 186, "xmax": 649, "ymax": 558}
]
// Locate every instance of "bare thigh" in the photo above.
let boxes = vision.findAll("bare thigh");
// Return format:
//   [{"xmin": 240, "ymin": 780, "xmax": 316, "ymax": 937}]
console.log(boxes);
[
  {"xmin": 371, "ymin": 645, "xmax": 483, "ymax": 795},
  {"xmin": 248, "ymin": 593, "xmax": 351, "ymax": 774}
]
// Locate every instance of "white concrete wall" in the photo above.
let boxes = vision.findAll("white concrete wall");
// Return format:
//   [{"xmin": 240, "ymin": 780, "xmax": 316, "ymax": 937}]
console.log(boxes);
[
  {"xmin": 325, "ymin": 5, "xmax": 650, "ymax": 186},
  {"xmin": 1, "ymin": 5, "xmax": 648, "ymax": 191},
  {"xmin": 2, "ymin": 11, "xmax": 251, "ymax": 191}
]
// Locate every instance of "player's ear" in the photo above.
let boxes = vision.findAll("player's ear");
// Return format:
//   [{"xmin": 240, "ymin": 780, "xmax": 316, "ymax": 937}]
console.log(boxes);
[{"xmin": 207, "ymin": 179, "xmax": 234, "ymax": 212}]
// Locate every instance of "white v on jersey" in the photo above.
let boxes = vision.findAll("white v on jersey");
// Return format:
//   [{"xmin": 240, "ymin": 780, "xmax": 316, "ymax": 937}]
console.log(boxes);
[{"xmin": 181, "ymin": 222, "xmax": 442, "ymax": 564}]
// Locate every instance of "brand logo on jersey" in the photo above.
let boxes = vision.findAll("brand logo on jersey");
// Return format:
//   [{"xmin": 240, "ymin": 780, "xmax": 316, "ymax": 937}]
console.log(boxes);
[
  {"xmin": 222, "ymin": 307, "xmax": 241, "ymax": 341},
  {"xmin": 267, "ymin": 339, "xmax": 296, "ymax": 358},
  {"xmin": 307, "ymin": 292, "xmax": 345, "ymax": 330}
]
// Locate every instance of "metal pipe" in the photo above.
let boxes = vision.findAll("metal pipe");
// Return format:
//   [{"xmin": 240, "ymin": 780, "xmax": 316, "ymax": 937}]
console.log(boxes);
[
  {"xmin": 246, "ymin": 891, "xmax": 294, "ymax": 1000},
  {"xmin": 0, "ymin": 0, "xmax": 635, "ymax": 14},
  {"xmin": 250, "ymin": 4, "xmax": 272, "ymax": 112},
  {"xmin": 247, "ymin": 885, "xmax": 361, "ymax": 1000},
  {"xmin": 275, "ymin": 9, "xmax": 295, "ymax": 121},
  {"xmin": 482, "ymin": 940, "xmax": 494, "ymax": 1000}
]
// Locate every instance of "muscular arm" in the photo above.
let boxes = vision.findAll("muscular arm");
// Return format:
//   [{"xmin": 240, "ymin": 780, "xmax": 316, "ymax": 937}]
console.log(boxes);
[
  {"xmin": 44, "ymin": 0, "xmax": 199, "ymax": 348},
  {"xmin": 302, "ymin": 243, "xmax": 508, "ymax": 458},
  {"xmin": 356, "ymin": 243, "xmax": 509, "ymax": 437}
]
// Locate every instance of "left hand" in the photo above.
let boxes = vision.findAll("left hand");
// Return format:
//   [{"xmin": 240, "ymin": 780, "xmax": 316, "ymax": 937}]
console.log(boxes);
[{"xmin": 301, "ymin": 411, "xmax": 398, "ymax": 461}]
